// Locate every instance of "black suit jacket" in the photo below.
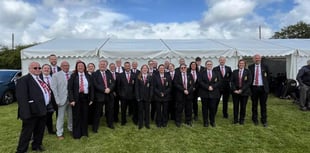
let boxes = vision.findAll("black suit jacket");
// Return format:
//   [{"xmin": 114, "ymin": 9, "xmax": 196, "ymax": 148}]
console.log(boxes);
[
  {"xmin": 68, "ymin": 72, "xmax": 94, "ymax": 103},
  {"xmin": 118, "ymin": 71, "xmax": 136, "ymax": 100},
  {"xmin": 153, "ymin": 73, "xmax": 172, "ymax": 102},
  {"xmin": 174, "ymin": 72, "xmax": 195, "ymax": 101},
  {"xmin": 213, "ymin": 65, "xmax": 232, "ymax": 90},
  {"xmin": 197, "ymin": 66, "xmax": 205, "ymax": 73},
  {"xmin": 135, "ymin": 74, "xmax": 153, "ymax": 102},
  {"xmin": 49, "ymin": 65, "xmax": 61, "ymax": 76},
  {"xmin": 248, "ymin": 63, "xmax": 270, "ymax": 93},
  {"xmin": 230, "ymin": 69, "xmax": 252, "ymax": 96},
  {"xmin": 92, "ymin": 70, "xmax": 115, "ymax": 102},
  {"xmin": 198, "ymin": 70, "xmax": 221, "ymax": 99},
  {"xmin": 16, "ymin": 74, "xmax": 47, "ymax": 120}
]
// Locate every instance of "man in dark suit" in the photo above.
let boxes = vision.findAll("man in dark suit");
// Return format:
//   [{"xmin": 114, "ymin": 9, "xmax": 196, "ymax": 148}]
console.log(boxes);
[
  {"xmin": 130, "ymin": 61, "xmax": 140, "ymax": 123},
  {"xmin": 248, "ymin": 54, "xmax": 270, "ymax": 127},
  {"xmin": 174, "ymin": 63, "xmax": 195, "ymax": 127},
  {"xmin": 118, "ymin": 62, "xmax": 136, "ymax": 125},
  {"xmin": 109, "ymin": 63, "xmax": 120, "ymax": 122},
  {"xmin": 16, "ymin": 62, "xmax": 50, "ymax": 153},
  {"xmin": 213, "ymin": 56, "xmax": 232, "ymax": 118},
  {"xmin": 49, "ymin": 54, "xmax": 61, "ymax": 75},
  {"xmin": 92, "ymin": 60, "xmax": 116, "ymax": 131},
  {"xmin": 198, "ymin": 60, "xmax": 221, "ymax": 127}
]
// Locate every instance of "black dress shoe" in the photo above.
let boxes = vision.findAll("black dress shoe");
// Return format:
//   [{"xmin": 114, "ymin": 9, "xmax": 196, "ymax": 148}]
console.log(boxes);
[
  {"xmin": 204, "ymin": 123, "xmax": 209, "ymax": 127},
  {"xmin": 233, "ymin": 121, "xmax": 238, "ymax": 124},
  {"xmin": 175, "ymin": 122, "xmax": 181, "ymax": 127},
  {"xmin": 223, "ymin": 114, "xmax": 228, "ymax": 118},
  {"xmin": 32, "ymin": 146, "xmax": 45, "ymax": 152},
  {"xmin": 239, "ymin": 121, "xmax": 244, "ymax": 125},
  {"xmin": 263, "ymin": 123, "xmax": 268, "ymax": 127},
  {"xmin": 138, "ymin": 126, "xmax": 143, "ymax": 129},
  {"xmin": 108, "ymin": 125, "xmax": 115, "ymax": 129},
  {"xmin": 145, "ymin": 125, "xmax": 150, "ymax": 129},
  {"xmin": 210, "ymin": 123, "xmax": 216, "ymax": 127},
  {"xmin": 253, "ymin": 121, "xmax": 259, "ymax": 126},
  {"xmin": 48, "ymin": 131, "xmax": 56, "ymax": 134}
]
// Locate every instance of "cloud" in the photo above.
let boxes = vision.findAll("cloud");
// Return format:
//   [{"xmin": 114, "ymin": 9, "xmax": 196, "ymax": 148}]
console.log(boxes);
[
  {"xmin": 0, "ymin": 0, "xmax": 303, "ymax": 46},
  {"xmin": 277, "ymin": 0, "xmax": 310, "ymax": 27},
  {"xmin": 0, "ymin": 0, "xmax": 36, "ymax": 29}
]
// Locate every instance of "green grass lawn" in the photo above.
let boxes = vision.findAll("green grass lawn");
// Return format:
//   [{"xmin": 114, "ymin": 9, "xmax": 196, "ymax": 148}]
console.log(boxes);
[{"xmin": 1, "ymin": 96, "xmax": 310, "ymax": 153}]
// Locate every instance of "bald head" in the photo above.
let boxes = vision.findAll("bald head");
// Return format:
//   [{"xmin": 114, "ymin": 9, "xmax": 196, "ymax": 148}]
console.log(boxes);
[
  {"xmin": 60, "ymin": 61, "xmax": 70, "ymax": 73},
  {"xmin": 28, "ymin": 62, "xmax": 41, "ymax": 76}
]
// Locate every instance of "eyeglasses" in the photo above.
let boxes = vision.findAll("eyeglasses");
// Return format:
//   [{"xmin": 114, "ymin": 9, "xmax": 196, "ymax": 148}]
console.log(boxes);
[
  {"xmin": 181, "ymin": 67, "xmax": 186, "ymax": 69},
  {"xmin": 33, "ymin": 67, "xmax": 41, "ymax": 70}
]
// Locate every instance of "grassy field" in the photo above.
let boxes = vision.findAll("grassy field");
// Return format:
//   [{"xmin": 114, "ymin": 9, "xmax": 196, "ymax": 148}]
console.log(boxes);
[{"xmin": 1, "ymin": 96, "xmax": 310, "ymax": 153}]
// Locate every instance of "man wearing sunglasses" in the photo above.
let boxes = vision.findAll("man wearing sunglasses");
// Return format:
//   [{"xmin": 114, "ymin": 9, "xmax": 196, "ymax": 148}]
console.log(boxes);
[{"xmin": 16, "ymin": 62, "xmax": 50, "ymax": 153}]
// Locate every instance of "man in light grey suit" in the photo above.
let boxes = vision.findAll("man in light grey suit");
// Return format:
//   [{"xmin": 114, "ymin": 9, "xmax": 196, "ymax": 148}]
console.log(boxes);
[{"xmin": 51, "ymin": 61, "xmax": 72, "ymax": 140}]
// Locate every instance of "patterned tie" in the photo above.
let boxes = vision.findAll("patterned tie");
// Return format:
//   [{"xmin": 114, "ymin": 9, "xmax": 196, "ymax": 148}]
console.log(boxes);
[
  {"xmin": 102, "ymin": 72, "xmax": 108, "ymax": 88},
  {"xmin": 183, "ymin": 73, "xmax": 187, "ymax": 89},
  {"xmin": 66, "ymin": 73, "xmax": 70, "ymax": 80},
  {"xmin": 45, "ymin": 76, "xmax": 50, "ymax": 86},
  {"xmin": 143, "ymin": 75, "xmax": 146, "ymax": 85},
  {"xmin": 79, "ymin": 74, "xmax": 84, "ymax": 93},
  {"xmin": 208, "ymin": 70, "xmax": 212, "ymax": 81},
  {"xmin": 192, "ymin": 71, "xmax": 196, "ymax": 82},
  {"xmin": 255, "ymin": 65, "xmax": 259, "ymax": 85},
  {"xmin": 127, "ymin": 72, "xmax": 130, "ymax": 83},
  {"xmin": 112, "ymin": 72, "xmax": 116, "ymax": 80},
  {"xmin": 161, "ymin": 76, "xmax": 164, "ymax": 85},
  {"xmin": 221, "ymin": 66, "xmax": 225, "ymax": 77},
  {"xmin": 239, "ymin": 70, "xmax": 242, "ymax": 87}
]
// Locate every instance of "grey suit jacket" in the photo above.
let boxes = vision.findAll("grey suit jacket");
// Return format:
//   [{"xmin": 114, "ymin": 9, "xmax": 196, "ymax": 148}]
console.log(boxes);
[{"xmin": 51, "ymin": 70, "xmax": 71, "ymax": 106}]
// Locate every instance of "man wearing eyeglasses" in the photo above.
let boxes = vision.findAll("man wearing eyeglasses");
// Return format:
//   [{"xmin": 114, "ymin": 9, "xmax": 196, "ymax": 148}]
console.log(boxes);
[
  {"xmin": 174, "ymin": 63, "xmax": 195, "ymax": 127},
  {"xmin": 16, "ymin": 62, "xmax": 49, "ymax": 153}
]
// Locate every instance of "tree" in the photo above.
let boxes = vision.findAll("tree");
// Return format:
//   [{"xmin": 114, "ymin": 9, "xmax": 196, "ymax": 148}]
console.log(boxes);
[
  {"xmin": 271, "ymin": 21, "xmax": 310, "ymax": 39},
  {"xmin": 0, "ymin": 44, "xmax": 36, "ymax": 69}
]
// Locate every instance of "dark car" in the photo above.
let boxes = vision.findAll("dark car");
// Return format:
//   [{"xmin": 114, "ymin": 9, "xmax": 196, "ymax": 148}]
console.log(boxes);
[{"xmin": 0, "ymin": 69, "xmax": 22, "ymax": 105}]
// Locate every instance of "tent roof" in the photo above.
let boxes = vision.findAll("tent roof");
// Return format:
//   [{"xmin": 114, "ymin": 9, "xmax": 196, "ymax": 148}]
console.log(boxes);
[
  {"xmin": 162, "ymin": 39, "xmax": 235, "ymax": 58},
  {"xmin": 21, "ymin": 38, "xmax": 106, "ymax": 59},
  {"xmin": 264, "ymin": 39, "xmax": 310, "ymax": 56},
  {"xmin": 98, "ymin": 39, "xmax": 170, "ymax": 59},
  {"xmin": 214, "ymin": 39, "xmax": 295, "ymax": 57}
]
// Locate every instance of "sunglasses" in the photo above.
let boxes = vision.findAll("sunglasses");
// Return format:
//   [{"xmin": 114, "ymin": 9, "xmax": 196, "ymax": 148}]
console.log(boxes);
[{"xmin": 33, "ymin": 67, "xmax": 41, "ymax": 70}]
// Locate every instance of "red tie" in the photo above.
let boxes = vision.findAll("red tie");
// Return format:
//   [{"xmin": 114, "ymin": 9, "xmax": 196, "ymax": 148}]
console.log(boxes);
[
  {"xmin": 53, "ymin": 67, "xmax": 56, "ymax": 74},
  {"xmin": 66, "ymin": 73, "xmax": 69, "ymax": 80},
  {"xmin": 127, "ymin": 72, "xmax": 130, "ymax": 83},
  {"xmin": 208, "ymin": 71, "xmax": 212, "ymax": 81},
  {"xmin": 143, "ymin": 75, "xmax": 146, "ymax": 85},
  {"xmin": 255, "ymin": 65, "xmax": 259, "ymax": 85},
  {"xmin": 112, "ymin": 72, "xmax": 116, "ymax": 80},
  {"xmin": 117, "ymin": 67, "xmax": 120, "ymax": 73},
  {"xmin": 221, "ymin": 66, "xmax": 225, "ymax": 77},
  {"xmin": 170, "ymin": 72, "xmax": 174, "ymax": 80},
  {"xmin": 102, "ymin": 72, "xmax": 108, "ymax": 88},
  {"xmin": 183, "ymin": 73, "xmax": 187, "ymax": 89},
  {"xmin": 45, "ymin": 76, "xmax": 50, "ymax": 86},
  {"xmin": 239, "ymin": 70, "xmax": 242, "ymax": 87},
  {"xmin": 192, "ymin": 71, "xmax": 196, "ymax": 82},
  {"xmin": 161, "ymin": 76, "xmax": 164, "ymax": 85},
  {"xmin": 79, "ymin": 74, "xmax": 84, "ymax": 93}
]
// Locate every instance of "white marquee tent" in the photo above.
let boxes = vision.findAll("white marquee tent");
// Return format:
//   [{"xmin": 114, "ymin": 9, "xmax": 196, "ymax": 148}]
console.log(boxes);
[{"xmin": 21, "ymin": 38, "xmax": 310, "ymax": 79}]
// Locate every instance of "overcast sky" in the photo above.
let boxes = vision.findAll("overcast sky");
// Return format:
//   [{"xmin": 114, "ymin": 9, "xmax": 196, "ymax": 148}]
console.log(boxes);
[{"xmin": 0, "ymin": 0, "xmax": 309, "ymax": 46}]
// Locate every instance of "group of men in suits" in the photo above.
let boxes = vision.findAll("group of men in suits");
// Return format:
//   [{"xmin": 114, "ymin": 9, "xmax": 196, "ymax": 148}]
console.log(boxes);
[{"xmin": 15, "ymin": 54, "xmax": 270, "ymax": 152}]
